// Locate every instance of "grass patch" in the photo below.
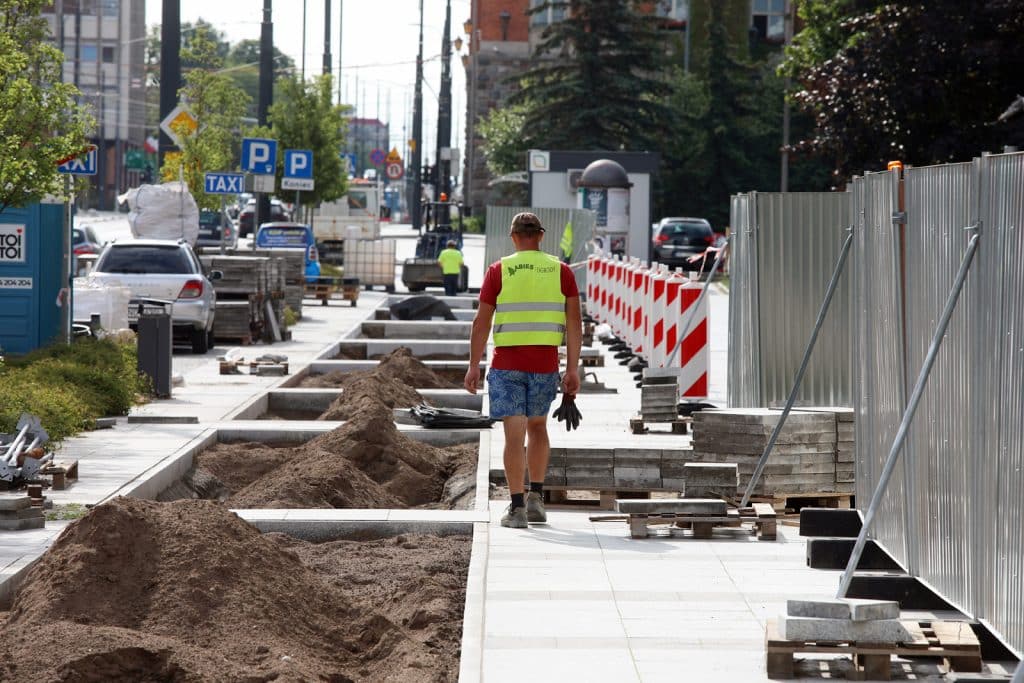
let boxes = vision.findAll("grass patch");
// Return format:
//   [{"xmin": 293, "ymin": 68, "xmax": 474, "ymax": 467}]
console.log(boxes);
[
  {"xmin": 45, "ymin": 503, "xmax": 89, "ymax": 522},
  {"xmin": 0, "ymin": 337, "xmax": 150, "ymax": 442}
]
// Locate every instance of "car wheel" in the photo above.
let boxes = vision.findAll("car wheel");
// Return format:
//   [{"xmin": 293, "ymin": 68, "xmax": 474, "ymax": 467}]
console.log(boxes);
[
  {"xmin": 207, "ymin": 328, "xmax": 215, "ymax": 349},
  {"xmin": 191, "ymin": 326, "xmax": 209, "ymax": 354}
]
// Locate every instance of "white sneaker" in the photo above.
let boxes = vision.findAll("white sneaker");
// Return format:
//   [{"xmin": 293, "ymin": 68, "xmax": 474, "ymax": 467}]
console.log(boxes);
[{"xmin": 526, "ymin": 491, "xmax": 547, "ymax": 523}]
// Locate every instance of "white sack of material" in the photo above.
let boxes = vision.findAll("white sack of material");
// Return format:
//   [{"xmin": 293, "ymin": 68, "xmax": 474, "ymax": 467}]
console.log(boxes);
[{"xmin": 120, "ymin": 182, "xmax": 199, "ymax": 245}]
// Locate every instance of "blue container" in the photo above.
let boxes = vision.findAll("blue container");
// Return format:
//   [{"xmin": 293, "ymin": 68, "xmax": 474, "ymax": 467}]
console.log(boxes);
[{"xmin": 0, "ymin": 203, "xmax": 65, "ymax": 355}]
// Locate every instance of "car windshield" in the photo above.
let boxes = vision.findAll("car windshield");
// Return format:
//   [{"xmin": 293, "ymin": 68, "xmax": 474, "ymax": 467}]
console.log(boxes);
[
  {"xmin": 665, "ymin": 222, "xmax": 711, "ymax": 238},
  {"xmin": 97, "ymin": 246, "xmax": 193, "ymax": 274},
  {"xmin": 199, "ymin": 210, "xmax": 221, "ymax": 227}
]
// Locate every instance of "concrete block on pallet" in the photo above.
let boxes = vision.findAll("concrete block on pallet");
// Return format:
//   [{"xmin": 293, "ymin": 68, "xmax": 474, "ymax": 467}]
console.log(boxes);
[
  {"xmin": 682, "ymin": 462, "xmax": 738, "ymax": 486},
  {"xmin": 565, "ymin": 467, "xmax": 613, "ymax": 488},
  {"xmin": 0, "ymin": 516, "xmax": 45, "ymax": 531},
  {"xmin": 0, "ymin": 496, "xmax": 32, "ymax": 512},
  {"xmin": 780, "ymin": 615, "xmax": 911, "ymax": 643},
  {"xmin": 787, "ymin": 598, "xmax": 900, "ymax": 621},
  {"xmin": 662, "ymin": 477, "xmax": 685, "ymax": 492},
  {"xmin": 614, "ymin": 498, "xmax": 727, "ymax": 515},
  {"xmin": 613, "ymin": 466, "xmax": 661, "ymax": 489},
  {"xmin": 692, "ymin": 408, "xmax": 834, "ymax": 426},
  {"xmin": 693, "ymin": 430, "xmax": 836, "ymax": 447},
  {"xmin": 613, "ymin": 448, "xmax": 662, "ymax": 467}
]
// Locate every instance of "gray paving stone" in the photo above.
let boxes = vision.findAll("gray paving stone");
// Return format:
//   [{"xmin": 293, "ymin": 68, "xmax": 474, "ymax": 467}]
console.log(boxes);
[
  {"xmin": 787, "ymin": 598, "xmax": 900, "ymax": 621},
  {"xmin": 781, "ymin": 615, "xmax": 912, "ymax": 642},
  {"xmin": 615, "ymin": 498, "xmax": 727, "ymax": 514},
  {"xmin": 613, "ymin": 467, "xmax": 661, "ymax": 489},
  {"xmin": 0, "ymin": 517, "xmax": 45, "ymax": 531},
  {"xmin": 682, "ymin": 463, "xmax": 738, "ymax": 486},
  {"xmin": 613, "ymin": 449, "xmax": 662, "ymax": 466},
  {"xmin": 0, "ymin": 497, "xmax": 31, "ymax": 512}
]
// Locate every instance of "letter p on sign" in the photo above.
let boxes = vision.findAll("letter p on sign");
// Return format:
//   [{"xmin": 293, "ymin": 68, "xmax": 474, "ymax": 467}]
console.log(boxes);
[
  {"xmin": 242, "ymin": 137, "xmax": 278, "ymax": 175},
  {"xmin": 284, "ymin": 149, "xmax": 313, "ymax": 179}
]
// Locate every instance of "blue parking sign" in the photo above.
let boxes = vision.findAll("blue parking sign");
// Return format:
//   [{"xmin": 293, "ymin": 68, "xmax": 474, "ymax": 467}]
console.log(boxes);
[
  {"xmin": 284, "ymin": 149, "xmax": 313, "ymax": 179},
  {"xmin": 241, "ymin": 137, "xmax": 278, "ymax": 175}
]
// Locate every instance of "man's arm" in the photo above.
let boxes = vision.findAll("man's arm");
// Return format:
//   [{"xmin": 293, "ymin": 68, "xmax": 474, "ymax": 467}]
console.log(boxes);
[
  {"xmin": 563, "ymin": 296, "xmax": 582, "ymax": 395},
  {"xmin": 464, "ymin": 302, "xmax": 494, "ymax": 394}
]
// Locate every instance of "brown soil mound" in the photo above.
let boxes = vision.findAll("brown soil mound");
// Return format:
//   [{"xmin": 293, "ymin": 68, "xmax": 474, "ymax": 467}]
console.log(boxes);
[
  {"xmin": 197, "ymin": 400, "xmax": 477, "ymax": 509},
  {"xmin": 318, "ymin": 372, "xmax": 423, "ymax": 419},
  {"xmin": 0, "ymin": 497, "xmax": 468, "ymax": 682},
  {"xmin": 303, "ymin": 347, "xmax": 459, "ymax": 390}
]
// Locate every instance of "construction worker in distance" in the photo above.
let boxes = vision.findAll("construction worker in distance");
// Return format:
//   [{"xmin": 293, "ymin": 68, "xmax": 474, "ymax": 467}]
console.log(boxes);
[
  {"xmin": 437, "ymin": 239, "xmax": 464, "ymax": 296},
  {"xmin": 464, "ymin": 212, "xmax": 582, "ymax": 528}
]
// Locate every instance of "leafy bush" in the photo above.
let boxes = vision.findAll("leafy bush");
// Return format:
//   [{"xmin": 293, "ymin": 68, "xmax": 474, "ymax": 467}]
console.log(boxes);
[
  {"xmin": 0, "ymin": 337, "xmax": 149, "ymax": 442},
  {"xmin": 462, "ymin": 215, "xmax": 485, "ymax": 234}
]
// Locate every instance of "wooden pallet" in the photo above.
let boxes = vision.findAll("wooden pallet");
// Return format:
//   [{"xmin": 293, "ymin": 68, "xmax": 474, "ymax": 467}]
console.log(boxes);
[
  {"xmin": 766, "ymin": 618, "xmax": 981, "ymax": 680},
  {"xmin": 744, "ymin": 491, "xmax": 854, "ymax": 513},
  {"xmin": 630, "ymin": 415, "xmax": 690, "ymax": 435},
  {"xmin": 599, "ymin": 503, "xmax": 777, "ymax": 541},
  {"xmin": 581, "ymin": 355, "xmax": 604, "ymax": 367},
  {"xmin": 40, "ymin": 459, "xmax": 78, "ymax": 491},
  {"xmin": 304, "ymin": 283, "xmax": 359, "ymax": 307}
]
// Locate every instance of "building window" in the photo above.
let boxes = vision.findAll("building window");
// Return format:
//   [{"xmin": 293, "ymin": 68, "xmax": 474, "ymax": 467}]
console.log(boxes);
[
  {"xmin": 656, "ymin": 0, "xmax": 688, "ymax": 23},
  {"xmin": 79, "ymin": 43, "xmax": 97, "ymax": 62},
  {"xmin": 102, "ymin": 45, "xmax": 115, "ymax": 63},
  {"xmin": 752, "ymin": 0, "xmax": 786, "ymax": 42},
  {"xmin": 100, "ymin": 0, "xmax": 118, "ymax": 16},
  {"xmin": 529, "ymin": 0, "xmax": 566, "ymax": 27}
]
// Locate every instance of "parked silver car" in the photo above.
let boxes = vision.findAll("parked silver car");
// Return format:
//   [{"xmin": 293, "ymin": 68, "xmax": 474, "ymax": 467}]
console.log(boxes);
[{"xmin": 88, "ymin": 239, "xmax": 221, "ymax": 353}]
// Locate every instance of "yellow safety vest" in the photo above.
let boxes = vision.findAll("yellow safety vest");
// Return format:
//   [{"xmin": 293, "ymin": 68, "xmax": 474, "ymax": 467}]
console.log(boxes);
[
  {"xmin": 438, "ymin": 248, "xmax": 463, "ymax": 275},
  {"xmin": 494, "ymin": 250, "xmax": 566, "ymax": 347}
]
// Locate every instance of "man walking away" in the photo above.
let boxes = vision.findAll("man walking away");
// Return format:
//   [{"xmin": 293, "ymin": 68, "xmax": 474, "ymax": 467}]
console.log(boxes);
[
  {"xmin": 438, "ymin": 240, "xmax": 464, "ymax": 296},
  {"xmin": 464, "ymin": 212, "xmax": 582, "ymax": 528}
]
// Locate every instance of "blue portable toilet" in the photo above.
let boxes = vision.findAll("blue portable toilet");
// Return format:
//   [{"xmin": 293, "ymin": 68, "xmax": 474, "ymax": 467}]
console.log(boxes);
[{"xmin": 0, "ymin": 203, "xmax": 65, "ymax": 355}]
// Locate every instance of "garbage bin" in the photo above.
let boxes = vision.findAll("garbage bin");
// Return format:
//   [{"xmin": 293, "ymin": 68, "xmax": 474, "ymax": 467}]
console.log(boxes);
[{"xmin": 135, "ymin": 298, "xmax": 173, "ymax": 398}]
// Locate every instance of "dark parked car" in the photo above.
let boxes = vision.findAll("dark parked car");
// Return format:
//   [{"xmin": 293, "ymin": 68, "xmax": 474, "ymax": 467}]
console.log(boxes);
[
  {"xmin": 651, "ymin": 217, "xmax": 715, "ymax": 270},
  {"xmin": 237, "ymin": 200, "xmax": 290, "ymax": 237},
  {"xmin": 196, "ymin": 209, "xmax": 236, "ymax": 249}
]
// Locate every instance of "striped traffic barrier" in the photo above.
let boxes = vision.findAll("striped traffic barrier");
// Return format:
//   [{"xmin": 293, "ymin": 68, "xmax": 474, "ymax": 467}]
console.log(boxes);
[
  {"xmin": 675, "ymin": 279, "xmax": 709, "ymax": 400},
  {"xmin": 648, "ymin": 265, "xmax": 673, "ymax": 368}
]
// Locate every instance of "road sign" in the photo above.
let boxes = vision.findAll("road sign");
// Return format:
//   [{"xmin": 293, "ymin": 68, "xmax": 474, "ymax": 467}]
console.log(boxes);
[
  {"xmin": 282, "ymin": 177, "xmax": 314, "ymax": 191},
  {"xmin": 252, "ymin": 174, "xmax": 275, "ymax": 193},
  {"xmin": 386, "ymin": 147, "xmax": 402, "ymax": 164},
  {"xmin": 284, "ymin": 149, "xmax": 313, "ymax": 179},
  {"xmin": 369, "ymin": 148, "xmax": 386, "ymax": 165},
  {"xmin": 241, "ymin": 137, "xmax": 278, "ymax": 175},
  {"xmin": 341, "ymin": 152, "xmax": 357, "ymax": 175},
  {"xmin": 203, "ymin": 172, "xmax": 245, "ymax": 195},
  {"xmin": 57, "ymin": 145, "xmax": 98, "ymax": 175},
  {"xmin": 160, "ymin": 104, "xmax": 198, "ymax": 148},
  {"xmin": 125, "ymin": 148, "xmax": 146, "ymax": 170},
  {"xmin": 385, "ymin": 161, "xmax": 404, "ymax": 181}
]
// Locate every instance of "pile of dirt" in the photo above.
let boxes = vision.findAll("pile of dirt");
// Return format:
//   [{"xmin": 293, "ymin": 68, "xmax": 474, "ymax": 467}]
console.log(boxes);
[
  {"xmin": 189, "ymin": 400, "xmax": 477, "ymax": 509},
  {"xmin": 0, "ymin": 497, "xmax": 469, "ymax": 682},
  {"xmin": 318, "ymin": 372, "xmax": 424, "ymax": 420},
  {"xmin": 302, "ymin": 347, "xmax": 459, "ymax": 390}
]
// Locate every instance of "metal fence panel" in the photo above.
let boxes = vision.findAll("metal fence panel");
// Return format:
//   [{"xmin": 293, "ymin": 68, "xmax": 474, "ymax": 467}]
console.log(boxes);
[
  {"xmin": 726, "ymin": 192, "xmax": 851, "ymax": 407},
  {"xmin": 484, "ymin": 206, "xmax": 595, "ymax": 294},
  {"xmin": 978, "ymin": 152, "xmax": 1024, "ymax": 651},
  {"xmin": 727, "ymin": 193, "xmax": 760, "ymax": 406},
  {"xmin": 901, "ymin": 161, "xmax": 977, "ymax": 605},
  {"xmin": 754, "ymin": 192, "xmax": 852, "ymax": 407},
  {"xmin": 851, "ymin": 170, "xmax": 908, "ymax": 566}
]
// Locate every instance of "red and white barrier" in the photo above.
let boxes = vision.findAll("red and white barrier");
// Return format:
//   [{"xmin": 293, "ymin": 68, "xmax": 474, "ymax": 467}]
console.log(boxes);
[
  {"xmin": 648, "ymin": 266, "xmax": 674, "ymax": 368},
  {"xmin": 674, "ymin": 280, "xmax": 708, "ymax": 400}
]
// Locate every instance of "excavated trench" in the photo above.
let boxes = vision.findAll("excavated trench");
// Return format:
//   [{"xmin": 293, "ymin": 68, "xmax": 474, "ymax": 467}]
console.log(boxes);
[{"xmin": 0, "ymin": 497, "xmax": 468, "ymax": 682}]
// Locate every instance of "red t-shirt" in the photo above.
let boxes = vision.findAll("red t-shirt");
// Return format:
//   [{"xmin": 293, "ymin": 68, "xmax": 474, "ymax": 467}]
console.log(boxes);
[{"xmin": 479, "ymin": 255, "xmax": 579, "ymax": 373}]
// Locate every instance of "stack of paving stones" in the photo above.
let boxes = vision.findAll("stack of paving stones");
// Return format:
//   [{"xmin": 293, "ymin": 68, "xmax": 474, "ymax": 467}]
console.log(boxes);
[
  {"xmin": 252, "ymin": 248, "xmax": 304, "ymax": 317},
  {"xmin": 545, "ymin": 448, "xmax": 676, "ymax": 491},
  {"xmin": 682, "ymin": 462, "xmax": 738, "ymax": 499},
  {"xmin": 691, "ymin": 408, "xmax": 855, "ymax": 498},
  {"xmin": 781, "ymin": 598, "xmax": 905, "ymax": 642},
  {"xmin": 639, "ymin": 375, "xmax": 679, "ymax": 423},
  {"xmin": 0, "ymin": 492, "xmax": 45, "ymax": 531},
  {"xmin": 211, "ymin": 300, "xmax": 257, "ymax": 342}
]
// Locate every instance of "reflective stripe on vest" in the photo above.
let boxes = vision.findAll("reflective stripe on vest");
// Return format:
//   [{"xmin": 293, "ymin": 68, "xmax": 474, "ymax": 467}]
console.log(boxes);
[{"xmin": 494, "ymin": 251, "xmax": 566, "ymax": 347}]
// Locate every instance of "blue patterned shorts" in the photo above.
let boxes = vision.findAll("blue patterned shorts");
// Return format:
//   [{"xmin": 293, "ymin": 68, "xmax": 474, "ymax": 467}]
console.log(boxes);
[{"xmin": 487, "ymin": 369, "xmax": 560, "ymax": 418}]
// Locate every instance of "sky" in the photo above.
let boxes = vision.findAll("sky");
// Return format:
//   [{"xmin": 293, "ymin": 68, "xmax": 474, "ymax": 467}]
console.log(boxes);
[{"xmin": 143, "ymin": 0, "xmax": 471, "ymax": 167}]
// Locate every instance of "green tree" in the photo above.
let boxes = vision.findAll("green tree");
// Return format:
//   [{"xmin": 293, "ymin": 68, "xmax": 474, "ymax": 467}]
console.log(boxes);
[
  {"xmin": 159, "ymin": 31, "xmax": 250, "ymax": 210},
  {"xmin": 510, "ymin": 0, "xmax": 673, "ymax": 151},
  {"xmin": 0, "ymin": 0, "xmax": 94, "ymax": 210},
  {"xmin": 782, "ymin": 1, "xmax": 1024, "ymax": 181},
  {"xmin": 224, "ymin": 40, "xmax": 296, "ymax": 119},
  {"xmin": 268, "ymin": 75, "xmax": 349, "ymax": 209},
  {"xmin": 477, "ymin": 102, "xmax": 530, "ymax": 176}
]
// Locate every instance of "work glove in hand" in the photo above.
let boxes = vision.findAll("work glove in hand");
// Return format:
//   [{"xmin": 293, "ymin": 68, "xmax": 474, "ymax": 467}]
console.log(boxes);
[{"xmin": 551, "ymin": 394, "xmax": 582, "ymax": 432}]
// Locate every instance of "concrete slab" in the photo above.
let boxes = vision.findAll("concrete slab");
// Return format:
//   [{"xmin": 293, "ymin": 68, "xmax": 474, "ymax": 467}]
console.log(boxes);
[
  {"xmin": 614, "ymin": 499, "xmax": 727, "ymax": 514},
  {"xmin": 787, "ymin": 598, "xmax": 901, "ymax": 621},
  {"xmin": 780, "ymin": 615, "xmax": 913, "ymax": 642}
]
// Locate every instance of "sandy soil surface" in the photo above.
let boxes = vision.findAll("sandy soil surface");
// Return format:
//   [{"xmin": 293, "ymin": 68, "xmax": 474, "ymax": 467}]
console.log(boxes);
[
  {"xmin": 301, "ymin": 347, "xmax": 461, "ymax": 390},
  {"xmin": 163, "ymin": 400, "xmax": 478, "ymax": 509},
  {"xmin": 0, "ymin": 498, "xmax": 468, "ymax": 682}
]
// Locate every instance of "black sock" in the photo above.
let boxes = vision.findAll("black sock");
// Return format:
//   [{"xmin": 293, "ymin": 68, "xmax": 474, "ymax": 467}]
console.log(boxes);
[
  {"xmin": 529, "ymin": 482, "xmax": 544, "ymax": 495},
  {"xmin": 510, "ymin": 493, "xmax": 525, "ymax": 509}
]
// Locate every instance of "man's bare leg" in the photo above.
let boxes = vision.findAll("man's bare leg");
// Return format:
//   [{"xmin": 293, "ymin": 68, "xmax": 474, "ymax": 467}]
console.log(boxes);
[
  {"xmin": 502, "ymin": 416, "xmax": 528, "ymax": 494},
  {"xmin": 525, "ymin": 416, "xmax": 550, "ymax": 485}
]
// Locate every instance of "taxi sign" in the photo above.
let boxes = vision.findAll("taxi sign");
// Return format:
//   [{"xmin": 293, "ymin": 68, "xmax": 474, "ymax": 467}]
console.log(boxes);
[{"xmin": 203, "ymin": 172, "xmax": 245, "ymax": 195}]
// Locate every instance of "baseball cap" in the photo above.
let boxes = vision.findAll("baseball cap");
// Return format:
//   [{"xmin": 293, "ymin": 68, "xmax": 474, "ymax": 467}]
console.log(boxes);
[{"xmin": 510, "ymin": 212, "xmax": 545, "ymax": 234}]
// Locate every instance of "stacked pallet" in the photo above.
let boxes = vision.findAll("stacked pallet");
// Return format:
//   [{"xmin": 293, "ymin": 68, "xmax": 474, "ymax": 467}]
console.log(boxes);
[
  {"xmin": 213, "ymin": 300, "xmax": 256, "ymax": 343},
  {"xmin": 691, "ymin": 408, "xmax": 854, "ymax": 498},
  {"xmin": 201, "ymin": 255, "xmax": 268, "ymax": 342},
  {"xmin": 252, "ymin": 248, "xmax": 304, "ymax": 317}
]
